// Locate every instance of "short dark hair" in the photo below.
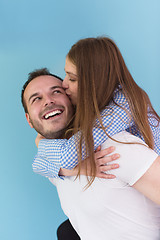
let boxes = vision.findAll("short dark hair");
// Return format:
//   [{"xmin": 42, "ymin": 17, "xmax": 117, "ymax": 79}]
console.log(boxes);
[{"xmin": 21, "ymin": 68, "xmax": 63, "ymax": 113}]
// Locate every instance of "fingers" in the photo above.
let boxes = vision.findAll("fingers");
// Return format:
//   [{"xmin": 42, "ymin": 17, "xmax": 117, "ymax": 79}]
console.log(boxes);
[
  {"xmin": 95, "ymin": 145, "xmax": 101, "ymax": 152},
  {"xmin": 98, "ymin": 163, "xmax": 119, "ymax": 172},
  {"xmin": 96, "ymin": 172, "xmax": 116, "ymax": 179},
  {"xmin": 95, "ymin": 153, "xmax": 120, "ymax": 166},
  {"xmin": 87, "ymin": 146, "xmax": 120, "ymax": 179},
  {"xmin": 95, "ymin": 163, "xmax": 119, "ymax": 179},
  {"xmin": 95, "ymin": 146, "xmax": 115, "ymax": 159},
  {"xmin": 95, "ymin": 146, "xmax": 120, "ymax": 179}
]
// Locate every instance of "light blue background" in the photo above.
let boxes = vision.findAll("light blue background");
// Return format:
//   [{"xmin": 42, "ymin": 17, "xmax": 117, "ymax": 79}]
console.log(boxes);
[{"xmin": 0, "ymin": 0, "xmax": 160, "ymax": 239}]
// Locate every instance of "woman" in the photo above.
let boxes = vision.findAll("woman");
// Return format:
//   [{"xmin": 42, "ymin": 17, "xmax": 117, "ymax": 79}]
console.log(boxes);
[
  {"xmin": 33, "ymin": 37, "xmax": 160, "ymax": 239},
  {"xmin": 34, "ymin": 37, "xmax": 160, "ymax": 183}
]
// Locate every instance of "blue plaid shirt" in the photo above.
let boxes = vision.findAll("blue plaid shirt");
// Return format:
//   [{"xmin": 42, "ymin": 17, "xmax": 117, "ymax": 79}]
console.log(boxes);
[{"xmin": 33, "ymin": 89, "xmax": 160, "ymax": 178}]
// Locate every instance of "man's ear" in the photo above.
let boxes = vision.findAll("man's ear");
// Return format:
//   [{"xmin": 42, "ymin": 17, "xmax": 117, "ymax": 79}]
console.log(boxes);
[{"xmin": 25, "ymin": 113, "xmax": 33, "ymax": 128}]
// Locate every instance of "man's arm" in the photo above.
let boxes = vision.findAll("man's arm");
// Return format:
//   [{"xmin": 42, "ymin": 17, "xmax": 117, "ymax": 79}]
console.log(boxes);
[{"xmin": 133, "ymin": 156, "xmax": 160, "ymax": 205}]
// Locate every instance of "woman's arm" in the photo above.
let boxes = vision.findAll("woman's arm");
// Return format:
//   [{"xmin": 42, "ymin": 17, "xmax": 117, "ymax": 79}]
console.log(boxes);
[
  {"xmin": 33, "ymin": 91, "xmax": 134, "ymax": 178},
  {"xmin": 59, "ymin": 146, "xmax": 120, "ymax": 179},
  {"xmin": 133, "ymin": 156, "xmax": 160, "ymax": 205}
]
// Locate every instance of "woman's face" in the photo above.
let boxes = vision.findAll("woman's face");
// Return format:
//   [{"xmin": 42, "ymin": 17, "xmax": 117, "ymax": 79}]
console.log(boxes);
[{"xmin": 63, "ymin": 56, "xmax": 78, "ymax": 105}]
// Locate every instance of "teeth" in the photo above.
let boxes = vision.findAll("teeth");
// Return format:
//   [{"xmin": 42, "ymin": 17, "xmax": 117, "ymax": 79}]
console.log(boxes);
[{"xmin": 44, "ymin": 110, "xmax": 62, "ymax": 119}]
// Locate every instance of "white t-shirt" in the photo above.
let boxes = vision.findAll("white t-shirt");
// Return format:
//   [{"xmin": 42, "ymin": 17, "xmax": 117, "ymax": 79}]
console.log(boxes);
[{"xmin": 49, "ymin": 131, "xmax": 160, "ymax": 240}]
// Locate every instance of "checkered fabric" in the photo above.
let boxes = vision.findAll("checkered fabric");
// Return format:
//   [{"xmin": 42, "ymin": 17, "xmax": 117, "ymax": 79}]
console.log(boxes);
[{"xmin": 33, "ymin": 89, "xmax": 160, "ymax": 178}]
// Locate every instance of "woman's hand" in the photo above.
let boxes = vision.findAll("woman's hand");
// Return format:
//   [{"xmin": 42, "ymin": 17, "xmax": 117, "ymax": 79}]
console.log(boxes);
[
  {"xmin": 94, "ymin": 146, "xmax": 120, "ymax": 179},
  {"xmin": 59, "ymin": 146, "xmax": 120, "ymax": 179},
  {"xmin": 35, "ymin": 133, "xmax": 45, "ymax": 147}
]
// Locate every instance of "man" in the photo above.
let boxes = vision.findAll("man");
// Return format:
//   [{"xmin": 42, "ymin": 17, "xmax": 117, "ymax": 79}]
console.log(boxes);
[
  {"xmin": 21, "ymin": 68, "xmax": 160, "ymax": 240},
  {"xmin": 21, "ymin": 68, "xmax": 80, "ymax": 239},
  {"xmin": 21, "ymin": 68, "xmax": 118, "ymax": 239}
]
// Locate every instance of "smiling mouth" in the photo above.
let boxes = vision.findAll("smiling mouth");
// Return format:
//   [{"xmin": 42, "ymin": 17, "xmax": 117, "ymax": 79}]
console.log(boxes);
[{"xmin": 43, "ymin": 110, "xmax": 63, "ymax": 120}]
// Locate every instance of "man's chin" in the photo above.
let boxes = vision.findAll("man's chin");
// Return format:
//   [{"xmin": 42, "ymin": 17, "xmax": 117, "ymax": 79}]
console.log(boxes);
[{"xmin": 38, "ymin": 129, "xmax": 65, "ymax": 139}]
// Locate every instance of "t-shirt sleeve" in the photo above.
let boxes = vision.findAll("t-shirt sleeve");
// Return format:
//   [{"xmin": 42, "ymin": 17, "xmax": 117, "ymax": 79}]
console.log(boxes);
[{"xmin": 101, "ymin": 131, "xmax": 158, "ymax": 186}]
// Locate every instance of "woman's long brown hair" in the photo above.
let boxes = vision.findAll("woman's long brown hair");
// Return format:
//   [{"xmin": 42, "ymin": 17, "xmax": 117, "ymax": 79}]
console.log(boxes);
[{"xmin": 67, "ymin": 37, "xmax": 160, "ymax": 186}]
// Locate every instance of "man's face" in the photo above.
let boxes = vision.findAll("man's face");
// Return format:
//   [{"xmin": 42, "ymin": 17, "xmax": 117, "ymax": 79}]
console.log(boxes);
[{"xmin": 24, "ymin": 75, "xmax": 74, "ymax": 139}]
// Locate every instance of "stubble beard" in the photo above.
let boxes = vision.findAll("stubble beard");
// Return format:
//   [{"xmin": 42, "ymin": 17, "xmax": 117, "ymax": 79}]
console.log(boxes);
[{"xmin": 30, "ymin": 118, "xmax": 66, "ymax": 139}]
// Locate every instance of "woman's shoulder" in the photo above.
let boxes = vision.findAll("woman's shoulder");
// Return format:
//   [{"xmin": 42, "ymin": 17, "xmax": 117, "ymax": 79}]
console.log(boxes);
[
  {"xmin": 100, "ymin": 87, "xmax": 129, "ymax": 116},
  {"xmin": 113, "ymin": 86, "xmax": 126, "ymax": 104}
]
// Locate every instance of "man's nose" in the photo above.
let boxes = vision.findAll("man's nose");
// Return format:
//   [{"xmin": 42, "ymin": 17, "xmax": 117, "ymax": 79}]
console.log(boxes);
[
  {"xmin": 44, "ymin": 95, "xmax": 55, "ymax": 107},
  {"xmin": 62, "ymin": 76, "xmax": 68, "ymax": 89}
]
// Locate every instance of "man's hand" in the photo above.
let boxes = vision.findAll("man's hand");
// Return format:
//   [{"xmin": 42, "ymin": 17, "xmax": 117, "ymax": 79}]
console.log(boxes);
[{"xmin": 35, "ymin": 133, "xmax": 45, "ymax": 147}]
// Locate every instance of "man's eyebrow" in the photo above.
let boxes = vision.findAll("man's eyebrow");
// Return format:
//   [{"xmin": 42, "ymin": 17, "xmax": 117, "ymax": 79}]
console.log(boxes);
[
  {"xmin": 28, "ymin": 92, "xmax": 39, "ymax": 103},
  {"xmin": 28, "ymin": 86, "xmax": 65, "ymax": 103},
  {"xmin": 50, "ymin": 86, "xmax": 64, "ymax": 90}
]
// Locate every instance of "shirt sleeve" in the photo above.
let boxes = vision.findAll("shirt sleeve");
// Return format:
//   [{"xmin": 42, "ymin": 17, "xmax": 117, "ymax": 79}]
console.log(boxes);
[
  {"xmin": 148, "ymin": 114, "xmax": 160, "ymax": 155},
  {"xmin": 101, "ymin": 131, "xmax": 158, "ymax": 185},
  {"xmin": 32, "ymin": 90, "xmax": 135, "ymax": 178}
]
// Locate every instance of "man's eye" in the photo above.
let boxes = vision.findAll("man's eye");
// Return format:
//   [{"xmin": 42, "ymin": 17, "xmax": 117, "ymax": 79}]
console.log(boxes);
[
  {"xmin": 53, "ymin": 90, "xmax": 62, "ymax": 94},
  {"xmin": 32, "ymin": 97, "xmax": 41, "ymax": 103}
]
